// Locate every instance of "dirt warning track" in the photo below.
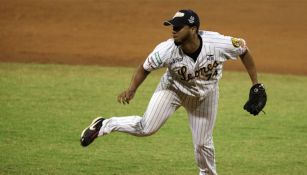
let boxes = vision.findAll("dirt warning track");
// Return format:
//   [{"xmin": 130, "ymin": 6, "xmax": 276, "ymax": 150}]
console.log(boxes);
[{"xmin": 1, "ymin": 0, "xmax": 306, "ymax": 75}]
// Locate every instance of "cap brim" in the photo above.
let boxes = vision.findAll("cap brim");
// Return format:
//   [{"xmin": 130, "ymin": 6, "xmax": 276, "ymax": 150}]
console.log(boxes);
[
  {"xmin": 163, "ymin": 19, "xmax": 183, "ymax": 27},
  {"xmin": 163, "ymin": 20, "xmax": 173, "ymax": 26}
]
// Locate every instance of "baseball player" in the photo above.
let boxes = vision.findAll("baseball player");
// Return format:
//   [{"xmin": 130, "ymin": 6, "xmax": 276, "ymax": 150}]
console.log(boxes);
[{"xmin": 80, "ymin": 9, "xmax": 260, "ymax": 175}]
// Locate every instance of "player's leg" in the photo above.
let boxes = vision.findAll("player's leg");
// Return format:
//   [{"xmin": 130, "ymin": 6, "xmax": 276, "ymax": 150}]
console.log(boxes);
[
  {"xmin": 184, "ymin": 88, "xmax": 219, "ymax": 175},
  {"xmin": 100, "ymin": 89, "xmax": 181, "ymax": 136},
  {"xmin": 80, "ymin": 89, "xmax": 181, "ymax": 146}
]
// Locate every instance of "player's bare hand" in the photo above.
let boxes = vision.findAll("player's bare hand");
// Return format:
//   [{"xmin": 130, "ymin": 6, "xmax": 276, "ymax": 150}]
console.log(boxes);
[{"xmin": 117, "ymin": 89, "xmax": 136, "ymax": 104}]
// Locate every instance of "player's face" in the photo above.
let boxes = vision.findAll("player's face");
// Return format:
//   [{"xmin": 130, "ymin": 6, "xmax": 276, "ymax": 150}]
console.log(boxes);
[{"xmin": 172, "ymin": 25, "xmax": 193, "ymax": 45}]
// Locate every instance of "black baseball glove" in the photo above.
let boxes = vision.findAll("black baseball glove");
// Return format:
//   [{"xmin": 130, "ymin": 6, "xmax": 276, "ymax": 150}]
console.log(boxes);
[{"xmin": 244, "ymin": 83, "xmax": 267, "ymax": 116}]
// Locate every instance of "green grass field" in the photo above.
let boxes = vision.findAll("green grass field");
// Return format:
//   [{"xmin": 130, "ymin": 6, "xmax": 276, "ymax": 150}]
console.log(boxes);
[{"xmin": 0, "ymin": 63, "xmax": 306, "ymax": 175}]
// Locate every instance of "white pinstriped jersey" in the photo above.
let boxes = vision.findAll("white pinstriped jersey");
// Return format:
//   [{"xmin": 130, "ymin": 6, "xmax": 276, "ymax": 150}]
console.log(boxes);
[{"xmin": 143, "ymin": 30, "xmax": 247, "ymax": 97}]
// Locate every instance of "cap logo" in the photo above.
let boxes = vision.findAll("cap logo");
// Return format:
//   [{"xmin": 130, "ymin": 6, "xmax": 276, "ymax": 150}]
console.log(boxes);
[
  {"xmin": 173, "ymin": 12, "xmax": 185, "ymax": 18},
  {"xmin": 188, "ymin": 16, "xmax": 195, "ymax": 24}
]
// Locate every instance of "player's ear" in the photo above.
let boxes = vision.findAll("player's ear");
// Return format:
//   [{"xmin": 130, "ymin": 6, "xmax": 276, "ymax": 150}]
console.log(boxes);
[{"xmin": 191, "ymin": 26, "xmax": 197, "ymax": 34}]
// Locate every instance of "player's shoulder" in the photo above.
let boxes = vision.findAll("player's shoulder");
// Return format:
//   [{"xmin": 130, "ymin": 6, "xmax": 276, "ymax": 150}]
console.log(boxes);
[
  {"xmin": 155, "ymin": 39, "xmax": 176, "ymax": 50},
  {"xmin": 149, "ymin": 39, "xmax": 177, "ymax": 61},
  {"xmin": 199, "ymin": 30, "xmax": 221, "ymax": 36},
  {"xmin": 200, "ymin": 30, "xmax": 246, "ymax": 43},
  {"xmin": 200, "ymin": 30, "xmax": 248, "ymax": 56},
  {"xmin": 199, "ymin": 30, "xmax": 229, "ymax": 43}
]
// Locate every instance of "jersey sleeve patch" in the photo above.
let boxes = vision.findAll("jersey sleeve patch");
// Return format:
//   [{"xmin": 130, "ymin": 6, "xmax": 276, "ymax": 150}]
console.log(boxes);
[
  {"xmin": 148, "ymin": 52, "xmax": 163, "ymax": 67},
  {"xmin": 231, "ymin": 37, "xmax": 246, "ymax": 48},
  {"xmin": 153, "ymin": 52, "xmax": 163, "ymax": 65},
  {"xmin": 143, "ymin": 51, "xmax": 165, "ymax": 71},
  {"xmin": 143, "ymin": 39, "xmax": 174, "ymax": 71}
]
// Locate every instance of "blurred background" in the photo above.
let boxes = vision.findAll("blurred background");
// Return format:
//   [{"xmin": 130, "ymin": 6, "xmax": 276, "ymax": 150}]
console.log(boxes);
[{"xmin": 1, "ymin": 0, "xmax": 306, "ymax": 75}]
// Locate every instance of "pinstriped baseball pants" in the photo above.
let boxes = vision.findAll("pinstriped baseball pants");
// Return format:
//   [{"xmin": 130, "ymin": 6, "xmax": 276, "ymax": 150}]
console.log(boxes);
[{"xmin": 99, "ymin": 87, "xmax": 219, "ymax": 175}]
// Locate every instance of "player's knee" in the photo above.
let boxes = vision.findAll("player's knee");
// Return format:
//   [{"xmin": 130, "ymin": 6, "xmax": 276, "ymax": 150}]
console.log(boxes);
[
  {"xmin": 194, "ymin": 144, "xmax": 213, "ymax": 151},
  {"xmin": 139, "ymin": 129, "xmax": 157, "ymax": 137},
  {"xmin": 133, "ymin": 122, "xmax": 156, "ymax": 136},
  {"xmin": 194, "ymin": 138, "xmax": 214, "ymax": 151},
  {"xmin": 194, "ymin": 144, "xmax": 215, "ymax": 161},
  {"xmin": 136, "ymin": 119, "xmax": 159, "ymax": 136}
]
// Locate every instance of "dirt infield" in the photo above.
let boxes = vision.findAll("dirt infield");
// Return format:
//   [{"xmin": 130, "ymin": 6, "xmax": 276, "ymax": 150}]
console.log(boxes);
[{"xmin": 1, "ymin": 0, "xmax": 306, "ymax": 75}]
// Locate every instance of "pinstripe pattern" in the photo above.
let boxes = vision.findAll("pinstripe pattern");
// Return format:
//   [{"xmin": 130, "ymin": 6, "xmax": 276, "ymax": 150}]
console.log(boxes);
[
  {"xmin": 141, "ymin": 90, "xmax": 180, "ymax": 135},
  {"xmin": 97, "ymin": 30, "xmax": 248, "ymax": 175},
  {"xmin": 185, "ymin": 87, "xmax": 218, "ymax": 145},
  {"xmin": 99, "ymin": 90, "xmax": 181, "ymax": 137},
  {"xmin": 99, "ymin": 87, "xmax": 219, "ymax": 175},
  {"xmin": 185, "ymin": 87, "xmax": 219, "ymax": 175}
]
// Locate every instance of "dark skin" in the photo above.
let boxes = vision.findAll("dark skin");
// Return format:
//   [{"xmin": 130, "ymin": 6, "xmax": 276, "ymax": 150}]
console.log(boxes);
[
  {"xmin": 117, "ymin": 25, "xmax": 258, "ymax": 104},
  {"xmin": 117, "ymin": 64, "xmax": 150, "ymax": 104},
  {"xmin": 240, "ymin": 50, "xmax": 258, "ymax": 85}
]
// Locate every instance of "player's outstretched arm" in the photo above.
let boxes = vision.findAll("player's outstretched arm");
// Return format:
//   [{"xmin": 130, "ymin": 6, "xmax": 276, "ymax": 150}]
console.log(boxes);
[
  {"xmin": 117, "ymin": 65, "xmax": 150, "ymax": 104},
  {"xmin": 239, "ymin": 49, "xmax": 258, "ymax": 85}
]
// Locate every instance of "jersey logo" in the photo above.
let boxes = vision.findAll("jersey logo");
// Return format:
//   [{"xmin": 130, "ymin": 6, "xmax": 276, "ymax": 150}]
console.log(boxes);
[
  {"xmin": 206, "ymin": 54, "xmax": 214, "ymax": 61},
  {"xmin": 169, "ymin": 57, "xmax": 183, "ymax": 65},
  {"xmin": 188, "ymin": 16, "xmax": 195, "ymax": 24}
]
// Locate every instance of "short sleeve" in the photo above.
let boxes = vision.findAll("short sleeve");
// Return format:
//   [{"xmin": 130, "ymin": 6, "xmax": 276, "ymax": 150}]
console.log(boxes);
[
  {"xmin": 143, "ymin": 40, "xmax": 173, "ymax": 72},
  {"xmin": 201, "ymin": 31, "xmax": 248, "ymax": 61},
  {"xmin": 222, "ymin": 36, "xmax": 248, "ymax": 60}
]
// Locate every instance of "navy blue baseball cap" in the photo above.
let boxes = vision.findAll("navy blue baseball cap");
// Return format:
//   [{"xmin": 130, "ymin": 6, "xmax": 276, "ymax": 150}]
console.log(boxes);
[{"xmin": 163, "ymin": 9, "xmax": 200, "ymax": 28}]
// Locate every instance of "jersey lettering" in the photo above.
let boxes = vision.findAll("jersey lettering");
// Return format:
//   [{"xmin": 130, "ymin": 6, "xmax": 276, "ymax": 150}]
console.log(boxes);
[
  {"xmin": 143, "ymin": 30, "xmax": 247, "ymax": 97},
  {"xmin": 177, "ymin": 61, "xmax": 220, "ymax": 81}
]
